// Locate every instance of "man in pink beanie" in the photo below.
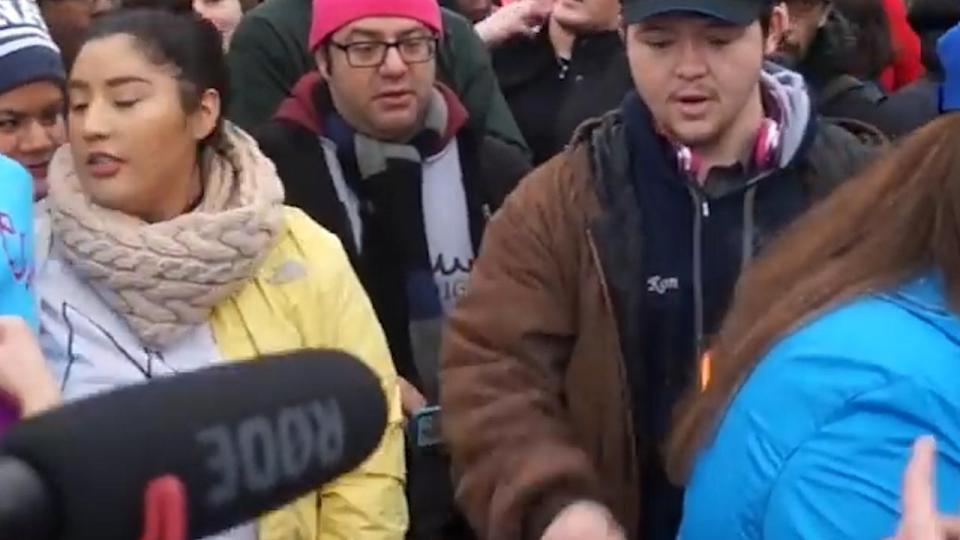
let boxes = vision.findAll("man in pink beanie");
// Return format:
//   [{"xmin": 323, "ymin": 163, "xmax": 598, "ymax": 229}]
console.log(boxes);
[{"xmin": 255, "ymin": 0, "xmax": 531, "ymax": 539}]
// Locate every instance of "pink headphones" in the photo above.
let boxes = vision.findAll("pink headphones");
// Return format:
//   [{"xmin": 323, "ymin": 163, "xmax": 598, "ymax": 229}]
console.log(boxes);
[{"xmin": 675, "ymin": 117, "xmax": 781, "ymax": 178}]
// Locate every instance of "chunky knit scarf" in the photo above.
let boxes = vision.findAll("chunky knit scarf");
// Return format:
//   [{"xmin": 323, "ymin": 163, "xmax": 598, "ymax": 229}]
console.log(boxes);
[{"xmin": 47, "ymin": 124, "xmax": 285, "ymax": 348}]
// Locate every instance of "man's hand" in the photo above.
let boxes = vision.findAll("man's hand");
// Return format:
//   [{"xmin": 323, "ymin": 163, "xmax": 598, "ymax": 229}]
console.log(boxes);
[
  {"xmin": 890, "ymin": 437, "xmax": 960, "ymax": 540},
  {"xmin": 475, "ymin": 0, "xmax": 552, "ymax": 47},
  {"xmin": 0, "ymin": 316, "xmax": 59, "ymax": 417},
  {"xmin": 541, "ymin": 501, "xmax": 626, "ymax": 540}
]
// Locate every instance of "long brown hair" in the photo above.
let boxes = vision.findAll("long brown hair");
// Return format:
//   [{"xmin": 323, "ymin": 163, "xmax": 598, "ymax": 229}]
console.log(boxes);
[{"xmin": 667, "ymin": 113, "xmax": 960, "ymax": 483}]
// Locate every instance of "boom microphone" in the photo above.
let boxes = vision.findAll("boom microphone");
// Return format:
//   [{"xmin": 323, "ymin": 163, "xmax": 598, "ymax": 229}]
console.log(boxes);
[{"xmin": 0, "ymin": 348, "xmax": 388, "ymax": 540}]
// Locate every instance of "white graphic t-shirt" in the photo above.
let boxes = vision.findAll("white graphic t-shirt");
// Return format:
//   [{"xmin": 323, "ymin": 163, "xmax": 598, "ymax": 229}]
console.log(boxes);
[{"xmin": 37, "ymin": 249, "xmax": 258, "ymax": 540}]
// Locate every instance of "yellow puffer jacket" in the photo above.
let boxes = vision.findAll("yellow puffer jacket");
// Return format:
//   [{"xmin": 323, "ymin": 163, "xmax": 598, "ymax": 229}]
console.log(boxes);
[{"xmin": 210, "ymin": 207, "xmax": 408, "ymax": 539}]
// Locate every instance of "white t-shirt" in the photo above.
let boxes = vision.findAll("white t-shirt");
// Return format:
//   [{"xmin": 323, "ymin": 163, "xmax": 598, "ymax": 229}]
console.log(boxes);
[{"xmin": 37, "ymin": 249, "xmax": 258, "ymax": 540}]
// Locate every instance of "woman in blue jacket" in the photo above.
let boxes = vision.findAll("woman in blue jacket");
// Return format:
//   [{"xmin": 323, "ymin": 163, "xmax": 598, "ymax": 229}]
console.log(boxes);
[{"xmin": 667, "ymin": 112, "xmax": 960, "ymax": 539}]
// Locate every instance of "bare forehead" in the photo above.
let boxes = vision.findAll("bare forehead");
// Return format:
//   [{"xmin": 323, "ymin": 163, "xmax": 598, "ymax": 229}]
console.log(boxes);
[
  {"xmin": 333, "ymin": 17, "xmax": 434, "ymax": 41},
  {"xmin": 69, "ymin": 34, "xmax": 175, "ymax": 89}
]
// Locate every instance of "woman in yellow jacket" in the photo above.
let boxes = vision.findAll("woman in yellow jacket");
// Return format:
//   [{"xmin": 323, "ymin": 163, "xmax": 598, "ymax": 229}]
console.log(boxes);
[{"xmin": 30, "ymin": 4, "xmax": 407, "ymax": 539}]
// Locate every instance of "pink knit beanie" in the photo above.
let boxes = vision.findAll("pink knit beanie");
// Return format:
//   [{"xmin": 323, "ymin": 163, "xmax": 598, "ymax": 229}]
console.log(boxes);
[{"xmin": 309, "ymin": 0, "xmax": 443, "ymax": 51}]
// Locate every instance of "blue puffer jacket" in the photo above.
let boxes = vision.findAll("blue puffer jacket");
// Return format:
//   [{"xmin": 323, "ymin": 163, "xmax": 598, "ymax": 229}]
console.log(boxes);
[
  {"xmin": 0, "ymin": 154, "xmax": 36, "ymax": 330},
  {"xmin": 678, "ymin": 273, "xmax": 960, "ymax": 540}
]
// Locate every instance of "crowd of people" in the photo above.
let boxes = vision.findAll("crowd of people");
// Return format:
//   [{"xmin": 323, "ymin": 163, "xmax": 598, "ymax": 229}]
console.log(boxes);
[{"xmin": 1, "ymin": 0, "xmax": 960, "ymax": 538}]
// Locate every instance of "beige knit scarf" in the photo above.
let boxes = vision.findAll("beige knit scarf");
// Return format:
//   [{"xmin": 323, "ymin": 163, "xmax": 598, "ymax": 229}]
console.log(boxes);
[{"xmin": 47, "ymin": 124, "xmax": 285, "ymax": 349}]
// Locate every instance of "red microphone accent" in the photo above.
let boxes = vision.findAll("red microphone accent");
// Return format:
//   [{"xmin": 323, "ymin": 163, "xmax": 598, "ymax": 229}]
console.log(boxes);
[{"xmin": 140, "ymin": 475, "xmax": 188, "ymax": 540}]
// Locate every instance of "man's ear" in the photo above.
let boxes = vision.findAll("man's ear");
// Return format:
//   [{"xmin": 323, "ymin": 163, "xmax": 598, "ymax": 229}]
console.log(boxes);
[
  {"xmin": 314, "ymin": 47, "xmax": 332, "ymax": 79},
  {"xmin": 818, "ymin": 3, "xmax": 833, "ymax": 27},
  {"xmin": 764, "ymin": 3, "xmax": 789, "ymax": 56}
]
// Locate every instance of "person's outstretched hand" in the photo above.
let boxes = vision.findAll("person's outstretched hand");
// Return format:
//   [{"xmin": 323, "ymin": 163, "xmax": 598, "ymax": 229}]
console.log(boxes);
[
  {"xmin": 540, "ymin": 501, "xmax": 626, "ymax": 540},
  {"xmin": 475, "ymin": 0, "xmax": 552, "ymax": 47},
  {"xmin": 937, "ymin": 21, "xmax": 960, "ymax": 112},
  {"xmin": 0, "ymin": 316, "xmax": 59, "ymax": 417},
  {"xmin": 889, "ymin": 437, "xmax": 960, "ymax": 540}
]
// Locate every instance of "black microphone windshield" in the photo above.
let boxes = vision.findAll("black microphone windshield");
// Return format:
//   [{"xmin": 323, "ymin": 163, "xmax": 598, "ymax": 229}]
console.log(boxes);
[{"xmin": 0, "ymin": 348, "xmax": 388, "ymax": 540}]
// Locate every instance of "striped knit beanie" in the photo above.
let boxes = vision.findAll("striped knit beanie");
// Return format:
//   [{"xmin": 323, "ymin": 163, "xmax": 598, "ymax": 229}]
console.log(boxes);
[{"xmin": 0, "ymin": 0, "xmax": 65, "ymax": 96}]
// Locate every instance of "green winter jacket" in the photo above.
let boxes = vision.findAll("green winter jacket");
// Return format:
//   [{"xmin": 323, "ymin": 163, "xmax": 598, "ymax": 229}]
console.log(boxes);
[{"xmin": 226, "ymin": 0, "xmax": 528, "ymax": 155}]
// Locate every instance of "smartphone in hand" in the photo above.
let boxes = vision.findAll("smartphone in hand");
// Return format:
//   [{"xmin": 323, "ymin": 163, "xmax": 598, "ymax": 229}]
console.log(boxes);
[{"xmin": 408, "ymin": 405, "xmax": 442, "ymax": 449}]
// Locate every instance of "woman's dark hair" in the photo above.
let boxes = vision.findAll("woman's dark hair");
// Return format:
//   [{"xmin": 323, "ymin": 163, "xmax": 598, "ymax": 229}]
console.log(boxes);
[
  {"xmin": 81, "ymin": 0, "xmax": 229, "ymax": 145},
  {"xmin": 834, "ymin": 0, "xmax": 895, "ymax": 80},
  {"xmin": 667, "ymin": 113, "xmax": 960, "ymax": 483}
]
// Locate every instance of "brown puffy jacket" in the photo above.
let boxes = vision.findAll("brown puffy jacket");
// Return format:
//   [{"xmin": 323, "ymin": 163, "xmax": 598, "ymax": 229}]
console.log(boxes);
[{"xmin": 440, "ymin": 111, "xmax": 875, "ymax": 540}]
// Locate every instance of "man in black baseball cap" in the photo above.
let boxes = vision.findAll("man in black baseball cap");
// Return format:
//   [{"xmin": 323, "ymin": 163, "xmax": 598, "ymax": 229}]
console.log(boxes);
[{"xmin": 440, "ymin": 1, "xmax": 876, "ymax": 540}]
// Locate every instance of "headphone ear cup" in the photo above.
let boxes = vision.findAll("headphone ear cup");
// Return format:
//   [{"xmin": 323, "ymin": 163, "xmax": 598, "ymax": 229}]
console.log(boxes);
[
  {"xmin": 676, "ymin": 145, "xmax": 697, "ymax": 176},
  {"xmin": 753, "ymin": 118, "xmax": 780, "ymax": 169},
  {"xmin": 675, "ymin": 118, "xmax": 781, "ymax": 176}
]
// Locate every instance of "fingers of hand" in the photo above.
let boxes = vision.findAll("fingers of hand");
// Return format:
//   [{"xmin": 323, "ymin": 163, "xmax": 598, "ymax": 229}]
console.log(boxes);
[
  {"xmin": 519, "ymin": 1, "xmax": 549, "ymax": 25},
  {"xmin": 903, "ymin": 437, "xmax": 937, "ymax": 518},
  {"xmin": 940, "ymin": 515, "xmax": 960, "ymax": 537},
  {"xmin": 398, "ymin": 377, "xmax": 427, "ymax": 416},
  {"xmin": 897, "ymin": 436, "xmax": 941, "ymax": 539}
]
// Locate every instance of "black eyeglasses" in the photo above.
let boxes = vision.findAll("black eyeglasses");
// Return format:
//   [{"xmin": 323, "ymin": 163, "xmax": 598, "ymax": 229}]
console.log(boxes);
[{"xmin": 329, "ymin": 37, "xmax": 439, "ymax": 68}]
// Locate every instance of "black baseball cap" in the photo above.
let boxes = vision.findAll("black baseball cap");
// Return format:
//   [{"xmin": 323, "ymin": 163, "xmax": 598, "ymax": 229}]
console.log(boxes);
[{"xmin": 622, "ymin": 0, "xmax": 773, "ymax": 25}]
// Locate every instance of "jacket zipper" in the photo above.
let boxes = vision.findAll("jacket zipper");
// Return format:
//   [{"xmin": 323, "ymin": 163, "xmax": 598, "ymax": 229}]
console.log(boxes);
[
  {"xmin": 686, "ymin": 170, "xmax": 770, "ymax": 389},
  {"xmin": 686, "ymin": 185, "xmax": 707, "ymax": 390}
]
